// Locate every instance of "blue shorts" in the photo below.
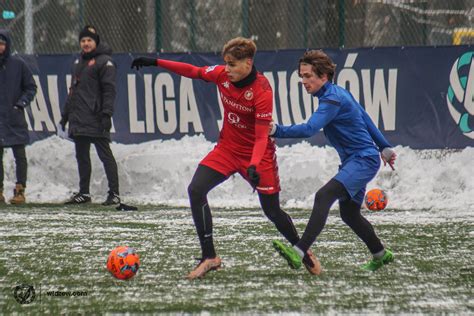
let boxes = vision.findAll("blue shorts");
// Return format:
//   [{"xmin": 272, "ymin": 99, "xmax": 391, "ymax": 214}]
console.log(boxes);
[{"xmin": 334, "ymin": 155, "xmax": 380, "ymax": 205}]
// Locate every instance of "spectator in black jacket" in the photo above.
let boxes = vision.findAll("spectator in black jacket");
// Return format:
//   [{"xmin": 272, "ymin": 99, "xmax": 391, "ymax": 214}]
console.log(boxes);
[
  {"xmin": 60, "ymin": 26, "xmax": 120, "ymax": 205},
  {"xmin": 0, "ymin": 29, "xmax": 37, "ymax": 204}
]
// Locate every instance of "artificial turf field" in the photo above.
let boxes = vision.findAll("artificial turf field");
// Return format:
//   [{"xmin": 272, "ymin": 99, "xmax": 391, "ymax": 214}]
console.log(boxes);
[{"xmin": 0, "ymin": 204, "xmax": 472, "ymax": 314}]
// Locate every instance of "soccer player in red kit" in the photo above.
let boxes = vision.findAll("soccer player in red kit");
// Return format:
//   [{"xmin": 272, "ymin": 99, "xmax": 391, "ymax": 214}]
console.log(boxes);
[{"xmin": 132, "ymin": 37, "xmax": 320, "ymax": 279}]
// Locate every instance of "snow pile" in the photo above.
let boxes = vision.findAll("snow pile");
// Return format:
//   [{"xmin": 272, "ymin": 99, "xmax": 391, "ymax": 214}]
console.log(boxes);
[{"xmin": 1, "ymin": 136, "xmax": 472, "ymax": 211}]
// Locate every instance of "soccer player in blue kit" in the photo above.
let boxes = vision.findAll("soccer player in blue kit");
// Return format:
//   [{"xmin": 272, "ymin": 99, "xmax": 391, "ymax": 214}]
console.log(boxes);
[{"xmin": 271, "ymin": 50, "xmax": 397, "ymax": 271}]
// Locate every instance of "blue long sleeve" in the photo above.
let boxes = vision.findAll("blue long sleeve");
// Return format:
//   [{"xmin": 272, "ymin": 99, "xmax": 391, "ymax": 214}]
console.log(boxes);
[
  {"xmin": 360, "ymin": 107, "xmax": 392, "ymax": 150},
  {"xmin": 274, "ymin": 102, "xmax": 340, "ymax": 138},
  {"xmin": 272, "ymin": 81, "xmax": 389, "ymax": 161}
]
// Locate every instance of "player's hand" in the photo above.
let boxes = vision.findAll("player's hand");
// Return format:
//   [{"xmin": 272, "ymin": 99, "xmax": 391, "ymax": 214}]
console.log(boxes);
[
  {"xmin": 269, "ymin": 120, "xmax": 277, "ymax": 136},
  {"xmin": 247, "ymin": 165, "xmax": 260, "ymax": 190},
  {"xmin": 101, "ymin": 114, "xmax": 112, "ymax": 132},
  {"xmin": 59, "ymin": 116, "xmax": 68, "ymax": 131},
  {"xmin": 15, "ymin": 100, "xmax": 26, "ymax": 110},
  {"xmin": 381, "ymin": 147, "xmax": 396, "ymax": 170},
  {"xmin": 131, "ymin": 57, "xmax": 157, "ymax": 70}
]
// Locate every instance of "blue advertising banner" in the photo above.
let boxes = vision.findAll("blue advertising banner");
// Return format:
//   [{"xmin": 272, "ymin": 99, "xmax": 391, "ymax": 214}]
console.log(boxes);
[{"xmin": 20, "ymin": 46, "xmax": 474, "ymax": 149}]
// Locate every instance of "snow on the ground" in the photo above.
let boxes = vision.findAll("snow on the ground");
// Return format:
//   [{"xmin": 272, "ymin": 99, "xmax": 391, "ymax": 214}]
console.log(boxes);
[{"xmin": 1, "ymin": 135, "xmax": 473, "ymax": 211}]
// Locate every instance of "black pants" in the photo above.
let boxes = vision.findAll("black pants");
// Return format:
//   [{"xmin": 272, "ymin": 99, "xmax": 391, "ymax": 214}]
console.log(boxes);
[
  {"xmin": 0, "ymin": 145, "xmax": 27, "ymax": 189},
  {"xmin": 296, "ymin": 179, "xmax": 384, "ymax": 255},
  {"xmin": 187, "ymin": 165, "xmax": 300, "ymax": 259},
  {"xmin": 74, "ymin": 136, "xmax": 119, "ymax": 195}
]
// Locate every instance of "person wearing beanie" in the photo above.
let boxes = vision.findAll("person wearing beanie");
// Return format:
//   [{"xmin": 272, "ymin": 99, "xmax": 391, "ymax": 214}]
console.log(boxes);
[
  {"xmin": 0, "ymin": 29, "xmax": 37, "ymax": 204},
  {"xmin": 78, "ymin": 25, "xmax": 100, "ymax": 46},
  {"xmin": 60, "ymin": 26, "xmax": 121, "ymax": 206}
]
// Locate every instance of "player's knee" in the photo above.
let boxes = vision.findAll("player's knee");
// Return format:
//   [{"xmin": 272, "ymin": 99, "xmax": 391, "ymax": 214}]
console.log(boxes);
[
  {"xmin": 340, "ymin": 201, "xmax": 361, "ymax": 225},
  {"xmin": 340, "ymin": 209, "xmax": 353, "ymax": 225},
  {"xmin": 187, "ymin": 182, "xmax": 205, "ymax": 202},
  {"xmin": 262, "ymin": 207, "xmax": 280, "ymax": 221},
  {"xmin": 314, "ymin": 180, "xmax": 347, "ymax": 207},
  {"xmin": 314, "ymin": 189, "xmax": 329, "ymax": 206}
]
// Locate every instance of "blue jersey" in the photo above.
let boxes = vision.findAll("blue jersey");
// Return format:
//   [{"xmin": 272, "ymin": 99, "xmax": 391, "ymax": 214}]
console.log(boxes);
[{"xmin": 274, "ymin": 81, "xmax": 391, "ymax": 163}]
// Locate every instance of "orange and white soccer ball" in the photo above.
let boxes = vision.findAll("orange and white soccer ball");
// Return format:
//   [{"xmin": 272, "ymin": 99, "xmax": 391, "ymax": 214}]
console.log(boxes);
[
  {"xmin": 364, "ymin": 189, "xmax": 388, "ymax": 211},
  {"xmin": 106, "ymin": 246, "xmax": 140, "ymax": 280}
]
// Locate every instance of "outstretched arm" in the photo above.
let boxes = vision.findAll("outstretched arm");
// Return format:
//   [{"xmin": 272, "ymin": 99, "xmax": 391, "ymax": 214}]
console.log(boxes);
[
  {"xmin": 156, "ymin": 59, "xmax": 201, "ymax": 79},
  {"xmin": 273, "ymin": 102, "xmax": 340, "ymax": 138},
  {"xmin": 131, "ymin": 57, "xmax": 202, "ymax": 79}
]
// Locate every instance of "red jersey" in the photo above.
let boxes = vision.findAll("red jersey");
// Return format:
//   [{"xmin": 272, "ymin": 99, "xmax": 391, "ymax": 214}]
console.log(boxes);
[{"xmin": 156, "ymin": 60, "xmax": 275, "ymax": 168}]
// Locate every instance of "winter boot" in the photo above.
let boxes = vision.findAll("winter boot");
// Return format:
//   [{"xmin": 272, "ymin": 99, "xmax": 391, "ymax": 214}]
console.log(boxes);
[{"xmin": 10, "ymin": 184, "xmax": 26, "ymax": 204}]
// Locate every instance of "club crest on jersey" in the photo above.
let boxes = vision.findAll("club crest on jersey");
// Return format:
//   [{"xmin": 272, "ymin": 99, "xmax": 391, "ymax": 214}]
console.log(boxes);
[
  {"xmin": 222, "ymin": 81, "xmax": 230, "ymax": 89},
  {"xmin": 244, "ymin": 89, "xmax": 254, "ymax": 100},
  {"xmin": 205, "ymin": 65, "xmax": 218, "ymax": 73}
]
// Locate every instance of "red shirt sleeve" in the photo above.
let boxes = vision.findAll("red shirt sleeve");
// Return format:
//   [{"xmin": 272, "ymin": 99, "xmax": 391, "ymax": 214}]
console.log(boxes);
[
  {"xmin": 197, "ymin": 65, "xmax": 225, "ymax": 83},
  {"xmin": 156, "ymin": 60, "xmax": 224, "ymax": 84},
  {"xmin": 249, "ymin": 88, "xmax": 273, "ymax": 167},
  {"xmin": 249, "ymin": 122, "xmax": 269, "ymax": 167},
  {"xmin": 156, "ymin": 59, "xmax": 201, "ymax": 78}
]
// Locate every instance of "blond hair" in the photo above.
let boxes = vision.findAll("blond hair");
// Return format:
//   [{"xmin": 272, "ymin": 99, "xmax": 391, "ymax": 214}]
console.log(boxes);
[{"xmin": 222, "ymin": 37, "xmax": 257, "ymax": 60}]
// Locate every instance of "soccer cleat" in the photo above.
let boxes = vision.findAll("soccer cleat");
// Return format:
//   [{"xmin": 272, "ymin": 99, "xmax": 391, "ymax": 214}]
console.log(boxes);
[
  {"xmin": 272, "ymin": 240, "xmax": 302, "ymax": 269},
  {"xmin": 65, "ymin": 192, "xmax": 91, "ymax": 204},
  {"xmin": 302, "ymin": 249, "xmax": 322, "ymax": 275},
  {"xmin": 186, "ymin": 257, "xmax": 222, "ymax": 280},
  {"xmin": 361, "ymin": 249, "xmax": 394, "ymax": 271},
  {"xmin": 9, "ymin": 184, "xmax": 25, "ymax": 204},
  {"xmin": 102, "ymin": 192, "xmax": 121, "ymax": 206}
]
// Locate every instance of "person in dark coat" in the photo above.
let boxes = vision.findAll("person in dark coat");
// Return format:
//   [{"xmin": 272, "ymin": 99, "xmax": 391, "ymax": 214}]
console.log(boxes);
[
  {"xmin": 60, "ymin": 26, "xmax": 121, "ymax": 205},
  {"xmin": 0, "ymin": 29, "xmax": 37, "ymax": 204}
]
